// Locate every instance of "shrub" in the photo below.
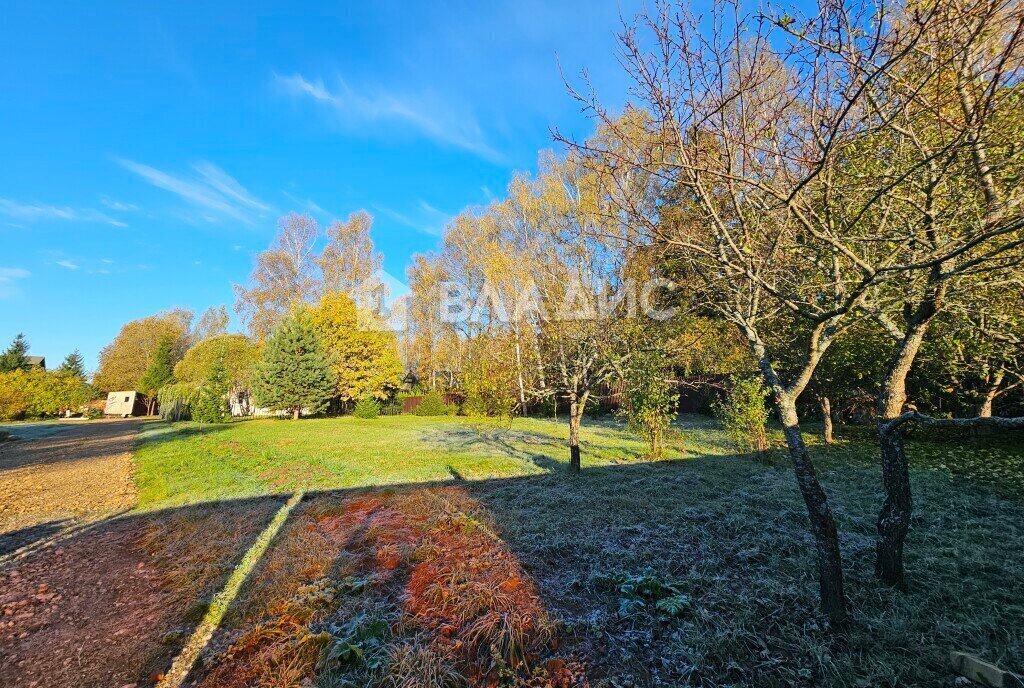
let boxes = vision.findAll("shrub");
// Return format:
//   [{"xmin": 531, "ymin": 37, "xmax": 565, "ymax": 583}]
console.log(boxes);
[
  {"xmin": 620, "ymin": 351, "xmax": 678, "ymax": 459},
  {"xmin": 0, "ymin": 373, "xmax": 30, "ymax": 420},
  {"xmin": 0, "ymin": 368, "xmax": 94, "ymax": 420},
  {"xmin": 464, "ymin": 389, "xmax": 515, "ymax": 419},
  {"xmin": 415, "ymin": 390, "xmax": 454, "ymax": 417},
  {"xmin": 353, "ymin": 397, "xmax": 380, "ymax": 419},
  {"xmin": 714, "ymin": 375, "xmax": 770, "ymax": 459},
  {"xmin": 463, "ymin": 385, "xmax": 516, "ymax": 435},
  {"xmin": 192, "ymin": 386, "xmax": 230, "ymax": 425}
]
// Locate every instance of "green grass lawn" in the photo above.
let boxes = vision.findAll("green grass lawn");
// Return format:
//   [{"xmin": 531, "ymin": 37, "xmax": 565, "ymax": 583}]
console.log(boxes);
[
  {"xmin": 133, "ymin": 414, "xmax": 717, "ymax": 509},
  {"xmin": 132, "ymin": 414, "xmax": 1024, "ymax": 686}
]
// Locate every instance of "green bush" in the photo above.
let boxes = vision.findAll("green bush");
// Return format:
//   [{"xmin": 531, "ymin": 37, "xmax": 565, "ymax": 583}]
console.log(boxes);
[
  {"xmin": 620, "ymin": 351, "xmax": 678, "ymax": 459},
  {"xmin": 414, "ymin": 390, "xmax": 453, "ymax": 417},
  {"xmin": 353, "ymin": 397, "xmax": 381, "ymax": 419},
  {"xmin": 714, "ymin": 375, "xmax": 770, "ymax": 459},
  {"xmin": 0, "ymin": 368, "xmax": 94, "ymax": 420},
  {"xmin": 192, "ymin": 386, "xmax": 230, "ymax": 425}
]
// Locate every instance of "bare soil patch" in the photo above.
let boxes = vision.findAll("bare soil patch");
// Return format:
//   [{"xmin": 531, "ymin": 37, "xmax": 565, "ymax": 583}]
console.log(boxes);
[
  {"xmin": 0, "ymin": 420, "xmax": 141, "ymax": 552},
  {"xmin": 0, "ymin": 499, "xmax": 281, "ymax": 688}
]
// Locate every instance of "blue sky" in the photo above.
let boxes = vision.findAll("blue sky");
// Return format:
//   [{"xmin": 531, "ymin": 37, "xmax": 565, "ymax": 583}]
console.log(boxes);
[{"xmin": 0, "ymin": 1, "xmax": 639, "ymax": 370}]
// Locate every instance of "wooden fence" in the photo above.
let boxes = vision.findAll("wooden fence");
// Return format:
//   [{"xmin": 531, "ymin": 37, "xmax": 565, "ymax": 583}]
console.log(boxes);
[{"xmin": 400, "ymin": 394, "xmax": 463, "ymax": 414}]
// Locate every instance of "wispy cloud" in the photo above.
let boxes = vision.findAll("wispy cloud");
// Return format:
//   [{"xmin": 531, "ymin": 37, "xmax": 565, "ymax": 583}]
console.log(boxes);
[
  {"xmin": 418, "ymin": 200, "xmax": 451, "ymax": 235},
  {"xmin": 419, "ymin": 200, "xmax": 448, "ymax": 219},
  {"xmin": 272, "ymin": 72, "xmax": 501, "ymax": 162},
  {"xmin": 0, "ymin": 267, "xmax": 30, "ymax": 300},
  {"xmin": 372, "ymin": 205, "xmax": 419, "ymax": 229},
  {"xmin": 56, "ymin": 260, "xmax": 80, "ymax": 270},
  {"xmin": 282, "ymin": 191, "xmax": 326, "ymax": 215},
  {"xmin": 372, "ymin": 201, "xmax": 449, "ymax": 237},
  {"xmin": 0, "ymin": 199, "xmax": 127, "ymax": 227},
  {"xmin": 100, "ymin": 198, "xmax": 138, "ymax": 212},
  {"xmin": 194, "ymin": 162, "xmax": 272, "ymax": 212},
  {"xmin": 115, "ymin": 159, "xmax": 272, "ymax": 224}
]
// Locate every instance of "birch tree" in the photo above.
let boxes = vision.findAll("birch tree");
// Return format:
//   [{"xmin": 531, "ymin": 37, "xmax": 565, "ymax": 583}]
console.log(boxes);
[
  {"xmin": 234, "ymin": 212, "xmax": 320, "ymax": 341},
  {"xmin": 320, "ymin": 210, "xmax": 385, "ymax": 314}
]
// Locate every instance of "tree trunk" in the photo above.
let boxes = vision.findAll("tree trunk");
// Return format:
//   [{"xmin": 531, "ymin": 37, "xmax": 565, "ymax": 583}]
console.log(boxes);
[
  {"xmin": 532, "ymin": 336, "xmax": 547, "ymax": 391},
  {"xmin": 514, "ymin": 333, "xmax": 527, "ymax": 416},
  {"xmin": 876, "ymin": 420, "xmax": 911, "ymax": 588},
  {"xmin": 875, "ymin": 313, "xmax": 933, "ymax": 588},
  {"xmin": 821, "ymin": 396, "xmax": 833, "ymax": 445},
  {"xmin": 568, "ymin": 397, "xmax": 582, "ymax": 473},
  {"xmin": 978, "ymin": 372, "xmax": 1003, "ymax": 418},
  {"xmin": 776, "ymin": 395, "xmax": 848, "ymax": 627},
  {"xmin": 292, "ymin": 407, "xmax": 300, "ymax": 420}
]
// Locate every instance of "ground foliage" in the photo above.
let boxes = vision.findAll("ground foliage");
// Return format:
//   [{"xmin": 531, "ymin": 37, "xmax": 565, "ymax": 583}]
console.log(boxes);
[{"xmin": 130, "ymin": 415, "xmax": 1024, "ymax": 686}]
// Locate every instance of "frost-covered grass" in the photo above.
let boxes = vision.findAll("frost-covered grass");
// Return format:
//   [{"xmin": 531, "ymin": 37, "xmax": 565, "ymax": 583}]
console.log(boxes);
[
  {"xmin": 132, "ymin": 413, "xmax": 1024, "ymax": 686},
  {"xmin": 471, "ymin": 444, "xmax": 1024, "ymax": 686}
]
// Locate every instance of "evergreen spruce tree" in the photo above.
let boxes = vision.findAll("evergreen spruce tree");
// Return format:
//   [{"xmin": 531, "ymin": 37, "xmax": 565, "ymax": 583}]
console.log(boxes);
[
  {"xmin": 57, "ymin": 349, "xmax": 86, "ymax": 379},
  {"xmin": 139, "ymin": 334, "xmax": 177, "ymax": 415},
  {"xmin": 139, "ymin": 334, "xmax": 176, "ymax": 394},
  {"xmin": 192, "ymin": 354, "xmax": 231, "ymax": 425},
  {"xmin": 252, "ymin": 311, "xmax": 335, "ymax": 419},
  {"xmin": 0, "ymin": 334, "xmax": 30, "ymax": 372}
]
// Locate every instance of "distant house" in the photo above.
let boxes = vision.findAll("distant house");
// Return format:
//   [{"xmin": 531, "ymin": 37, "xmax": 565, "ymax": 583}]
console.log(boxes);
[
  {"xmin": 228, "ymin": 389, "xmax": 290, "ymax": 418},
  {"xmin": 25, "ymin": 356, "xmax": 45, "ymax": 369},
  {"xmin": 104, "ymin": 391, "xmax": 149, "ymax": 417},
  {"xmin": 399, "ymin": 371, "xmax": 418, "ymax": 393}
]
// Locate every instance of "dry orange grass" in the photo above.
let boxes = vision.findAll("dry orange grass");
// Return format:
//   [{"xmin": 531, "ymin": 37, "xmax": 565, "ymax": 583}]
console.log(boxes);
[{"xmin": 187, "ymin": 489, "xmax": 579, "ymax": 687}]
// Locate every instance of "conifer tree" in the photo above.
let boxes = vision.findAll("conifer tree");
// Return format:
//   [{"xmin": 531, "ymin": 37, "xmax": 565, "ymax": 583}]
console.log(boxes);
[
  {"xmin": 58, "ymin": 350, "xmax": 86, "ymax": 379},
  {"xmin": 0, "ymin": 334, "xmax": 30, "ymax": 372},
  {"xmin": 192, "ymin": 354, "xmax": 231, "ymax": 425},
  {"xmin": 139, "ymin": 334, "xmax": 176, "ymax": 394},
  {"xmin": 251, "ymin": 311, "xmax": 334, "ymax": 419}
]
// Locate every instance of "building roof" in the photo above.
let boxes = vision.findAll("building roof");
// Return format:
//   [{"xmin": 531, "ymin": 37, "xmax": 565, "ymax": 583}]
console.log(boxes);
[{"xmin": 25, "ymin": 356, "xmax": 45, "ymax": 368}]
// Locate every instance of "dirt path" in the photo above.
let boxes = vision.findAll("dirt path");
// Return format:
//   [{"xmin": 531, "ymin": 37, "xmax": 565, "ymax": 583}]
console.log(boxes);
[
  {"xmin": 0, "ymin": 420, "xmax": 141, "ymax": 556},
  {"xmin": 0, "ymin": 499, "xmax": 282, "ymax": 688}
]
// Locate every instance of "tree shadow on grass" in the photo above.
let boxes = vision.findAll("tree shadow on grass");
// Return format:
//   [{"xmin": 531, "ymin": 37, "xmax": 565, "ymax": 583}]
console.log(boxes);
[
  {"xmin": 416, "ymin": 421, "xmax": 649, "ymax": 474},
  {"xmin": 0, "ymin": 494, "xmax": 286, "ymax": 688},
  {"xmin": 4, "ymin": 443, "xmax": 1024, "ymax": 687}
]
